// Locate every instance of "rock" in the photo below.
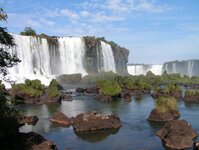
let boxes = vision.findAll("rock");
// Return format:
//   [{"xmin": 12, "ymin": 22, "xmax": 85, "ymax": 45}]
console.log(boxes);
[
  {"xmin": 148, "ymin": 109, "xmax": 180, "ymax": 122},
  {"xmin": 32, "ymin": 141, "xmax": 58, "ymax": 150},
  {"xmin": 184, "ymin": 95, "xmax": 199, "ymax": 103},
  {"xmin": 95, "ymin": 94, "xmax": 113, "ymax": 102},
  {"xmin": 156, "ymin": 120, "xmax": 197, "ymax": 150},
  {"xmin": 86, "ymin": 87, "xmax": 98, "ymax": 93},
  {"xmin": 61, "ymin": 95, "xmax": 72, "ymax": 101},
  {"xmin": 56, "ymin": 73, "xmax": 82, "ymax": 84},
  {"xmin": 134, "ymin": 90, "xmax": 144, "ymax": 100},
  {"xmin": 123, "ymin": 93, "xmax": 132, "ymax": 102},
  {"xmin": 76, "ymin": 87, "xmax": 86, "ymax": 93},
  {"xmin": 70, "ymin": 111, "xmax": 122, "ymax": 132},
  {"xmin": 17, "ymin": 115, "xmax": 39, "ymax": 126},
  {"xmin": 49, "ymin": 112, "xmax": 70, "ymax": 126}
]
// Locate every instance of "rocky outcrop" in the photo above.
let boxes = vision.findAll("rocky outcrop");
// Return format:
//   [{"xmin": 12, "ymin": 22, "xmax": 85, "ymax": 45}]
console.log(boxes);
[
  {"xmin": 83, "ymin": 36, "xmax": 129, "ymax": 75},
  {"xmin": 123, "ymin": 93, "xmax": 132, "ymax": 102},
  {"xmin": 70, "ymin": 111, "xmax": 122, "ymax": 132},
  {"xmin": 156, "ymin": 120, "xmax": 197, "ymax": 149},
  {"xmin": 76, "ymin": 87, "xmax": 86, "ymax": 93},
  {"xmin": 17, "ymin": 115, "xmax": 39, "ymax": 126},
  {"xmin": 1, "ymin": 132, "xmax": 57, "ymax": 150},
  {"xmin": 148, "ymin": 109, "xmax": 180, "ymax": 122},
  {"xmin": 49, "ymin": 112, "xmax": 70, "ymax": 126}
]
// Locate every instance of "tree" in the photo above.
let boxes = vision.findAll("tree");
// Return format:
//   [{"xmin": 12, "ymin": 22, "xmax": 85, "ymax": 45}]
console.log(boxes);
[
  {"xmin": 0, "ymin": 8, "xmax": 20, "ymax": 81},
  {"xmin": 0, "ymin": 8, "xmax": 20, "ymax": 138},
  {"xmin": 20, "ymin": 27, "xmax": 36, "ymax": 36}
]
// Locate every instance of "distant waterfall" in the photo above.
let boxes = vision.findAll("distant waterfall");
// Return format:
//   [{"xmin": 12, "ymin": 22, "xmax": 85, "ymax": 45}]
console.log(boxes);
[
  {"xmin": 128, "ymin": 60, "xmax": 199, "ymax": 77},
  {"xmin": 127, "ymin": 64, "xmax": 162, "ymax": 75},
  {"xmin": 100, "ymin": 41, "xmax": 116, "ymax": 72}
]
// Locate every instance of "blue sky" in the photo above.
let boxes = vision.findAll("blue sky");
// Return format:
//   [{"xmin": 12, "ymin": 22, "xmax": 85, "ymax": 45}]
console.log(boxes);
[{"xmin": 0, "ymin": 0, "xmax": 199, "ymax": 64}]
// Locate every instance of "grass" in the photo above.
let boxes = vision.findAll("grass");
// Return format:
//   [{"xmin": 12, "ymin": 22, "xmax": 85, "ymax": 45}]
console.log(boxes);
[{"xmin": 155, "ymin": 97, "xmax": 178, "ymax": 112}]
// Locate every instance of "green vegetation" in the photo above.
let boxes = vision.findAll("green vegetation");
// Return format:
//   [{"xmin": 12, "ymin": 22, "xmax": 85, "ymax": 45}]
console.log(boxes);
[
  {"xmin": 47, "ymin": 79, "xmax": 60, "ymax": 97},
  {"xmin": 12, "ymin": 79, "xmax": 45, "ymax": 98},
  {"xmin": 185, "ymin": 90, "xmax": 199, "ymax": 97},
  {"xmin": 81, "ymin": 71, "xmax": 118, "ymax": 83},
  {"xmin": 155, "ymin": 97, "xmax": 178, "ymax": 112},
  {"xmin": 20, "ymin": 27, "xmax": 36, "ymax": 36},
  {"xmin": 156, "ymin": 84, "xmax": 182, "ymax": 94},
  {"xmin": 97, "ymin": 80, "xmax": 121, "ymax": 96}
]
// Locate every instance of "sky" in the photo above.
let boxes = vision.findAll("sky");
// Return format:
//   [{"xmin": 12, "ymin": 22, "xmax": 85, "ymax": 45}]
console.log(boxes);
[{"xmin": 0, "ymin": 0, "xmax": 199, "ymax": 64}]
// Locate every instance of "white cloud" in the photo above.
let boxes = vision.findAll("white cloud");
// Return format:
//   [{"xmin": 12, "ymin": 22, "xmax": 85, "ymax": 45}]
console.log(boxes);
[
  {"xmin": 60, "ymin": 8, "xmax": 79, "ymax": 20},
  {"xmin": 177, "ymin": 23, "xmax": 199, "ymax": 31},
  {"xmin": 80, "ymin": 11, "xmax": 90, "ymax": 17}
]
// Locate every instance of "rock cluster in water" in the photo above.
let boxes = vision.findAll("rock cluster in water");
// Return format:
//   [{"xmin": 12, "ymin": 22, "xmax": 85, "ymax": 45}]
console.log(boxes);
[{"xmin": 156, "ymin": 120, "xmax": 197, "ymax": 149}]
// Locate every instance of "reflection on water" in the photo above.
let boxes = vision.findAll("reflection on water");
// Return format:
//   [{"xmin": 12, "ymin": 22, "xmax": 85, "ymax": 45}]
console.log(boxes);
[
  {"xmin": 15, "ymin": 94, "xmax": 199, "ymax": 150},
  {"xmin": 74, "ymin": 128, "xmax": 120, "ymax": 143}
]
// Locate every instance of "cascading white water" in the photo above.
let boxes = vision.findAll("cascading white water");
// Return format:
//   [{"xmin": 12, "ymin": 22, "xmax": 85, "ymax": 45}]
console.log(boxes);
[
  {"xmin": 57, "ymin": 37, "xmax": 87, "ymax": 75},
  {"xmin": 100, "ymin": 41, "xmax": 116, "ymax": 72},
  {"xmin": 127, "ymin": 64, "xmax": 163, "ymax": 75},
  {"xmin": 188, "ymin": 61, "xmax": 194, "ymax": 77},
  {"xmin": 2, "ymin": 34, "xmax": 88, "ymax": 87}
]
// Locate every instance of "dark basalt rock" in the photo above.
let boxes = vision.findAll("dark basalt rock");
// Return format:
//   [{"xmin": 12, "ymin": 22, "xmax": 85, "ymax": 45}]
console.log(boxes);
[
  {"xmin": 49, "ymin": 112, "xmax": 70, "ymax": 126},
  {"xmin": 24, "ymin": 95, "xmax": 62, "ymax": 104},
  {"xmin": 148, "ymin": 109, "xmax": 180, "ymax": 122},
  {"xmin": 61, "ymin": 94, "xmax": 72, "ymax": 101},
  {"xmin": 76, "ymin": 87, "xmax": 86, "ymax": 93},
  {"xmin": 95, "ymin": 93, "xmax": 113, "ymax": 102},
  {"xmin": 123, "ymin": 93, "xmax": 132, "ymax": 102},
  {"xmin": 86, "ymin": 87, "xmax": 98, "ymax": 93},
  {"xmin": 70, "ymin": 111, "xmax": 122, "ymax": 132},
  {"xmin": 17, "ymin": 115, "xmax": 39, "ymax": 126},
  {"xmin": 184, "ymin": 95, "xmax": 199, "ymax": 103},
  {"xmin": 156, "ymin": 120, "xmax": 197, "ymax": 150},
  {"xmin": 1, "ymin": 132, "xmax": 57, "ymax": 150}
]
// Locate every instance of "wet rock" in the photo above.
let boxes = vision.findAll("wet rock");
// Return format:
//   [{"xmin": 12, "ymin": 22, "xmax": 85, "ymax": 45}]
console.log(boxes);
[
  {"xmin": 123, "ymin": 93, "xmax": 132, "ymax": 102},
  {"xmin": 61, "ymin": 94, "xmax": 72, "ymax": 101},
  {"xmin": 70, "ymin": 111, "xmax": 122, "ymax": 132},
  {"xmin": 134, "ymin": 90, "xmax": 144, "ymax": 100},
  {"xmin": 184, "ymin": 95, "xmax": 199, "ymax": 103},
  {"xmin": 32, "ymin": 140, "xmax": 58, "ymax": 150},
  {"xmin": 49, "ymin": 112, "xmax": 70, "ymax": 126},
  {"xmin": 95, "ymin": 94, "xmax": 113, "ymax": 102},
  {"xmin": 76, "ymin": 87, "xmax": 86, "ymax": 93},
  {"xmin": 86, "ymin": 87, "xmax": 98, "ymax": 93},
  {"xmin": 156, "ymin": 120, "xmax": 197, "ymax": 150},
  {"xmin": 17, "ymin": 115, "xmax": 39, "ymax": 126},
  {"xmin": 148, "ymin": 109, "xmax": 180, "ymax": 122}
]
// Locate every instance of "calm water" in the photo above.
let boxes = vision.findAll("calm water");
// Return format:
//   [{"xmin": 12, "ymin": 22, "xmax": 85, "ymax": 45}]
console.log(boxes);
[{"xmin": 15, "ymin": 92, "xmax": 199, "ymax": 150}]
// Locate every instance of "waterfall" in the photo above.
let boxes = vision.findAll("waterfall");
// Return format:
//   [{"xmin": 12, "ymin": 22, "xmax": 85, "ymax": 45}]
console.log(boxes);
[
  {"xmin": 2, "ymin": 34, "xmax": 87, "ymax": 87},
  {"xmin": 100, "ymin": 41, "xmax": 116, "ymax": 72},
  {"xmin": 127, "ymin": 64, "xmax": 162, "ymax": 75},
  {"xmin": 57, "ymin": 37, "xmax": 87, "ymax": 75}
]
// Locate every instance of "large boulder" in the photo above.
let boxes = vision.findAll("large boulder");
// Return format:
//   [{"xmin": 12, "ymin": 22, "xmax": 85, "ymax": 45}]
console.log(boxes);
[
  {"xmin": 156, "ymin": 120, "xmax": 197, "ymax": 150},
  {"xmin": 25, "ymin": 95, "xmax": 62, "ymax": 104},
  {"xmin": 49, "ymin": 112, "xmax": 70, "ymax": 126},
  {"xmin": 148, "ymin": 109, "xmax": 180, "ymax": 122},
  {"xmin": 17, "ymin": 115, "xmax": 39, "ymax": 126},
  {"xmin": 86, "ymin": 87, "xmax": 98, "ymax": 93},
  {"xmin": 70, "ymin": 111, "xmax": 122, "ymax": 132},
  {"xmin": 123, "ymin": 92, "xmax": 132, "ymax": 102}
]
